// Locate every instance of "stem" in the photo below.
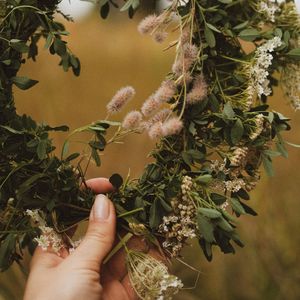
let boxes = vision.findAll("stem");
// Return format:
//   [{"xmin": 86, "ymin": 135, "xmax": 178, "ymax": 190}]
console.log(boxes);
[{"xmin": 118, "ymin": 208, "xmax": 144, "ymax": 219}]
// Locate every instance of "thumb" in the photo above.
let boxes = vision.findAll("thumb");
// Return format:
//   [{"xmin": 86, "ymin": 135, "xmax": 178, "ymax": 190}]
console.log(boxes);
[{"xmin": 70, "ymin": 194, "xmax": 116, "ymax": 268}]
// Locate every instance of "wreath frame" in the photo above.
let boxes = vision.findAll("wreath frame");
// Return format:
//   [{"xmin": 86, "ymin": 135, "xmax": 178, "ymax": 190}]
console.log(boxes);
[{"xmin": 0, "ymin": 0, "xmax": 300, "ymax": 298}]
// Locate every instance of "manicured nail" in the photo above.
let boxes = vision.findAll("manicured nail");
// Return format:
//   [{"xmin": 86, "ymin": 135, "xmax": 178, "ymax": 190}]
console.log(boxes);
[{"xmin": 93, "ymin": 195, "xmax": 110, "ymax": 221}]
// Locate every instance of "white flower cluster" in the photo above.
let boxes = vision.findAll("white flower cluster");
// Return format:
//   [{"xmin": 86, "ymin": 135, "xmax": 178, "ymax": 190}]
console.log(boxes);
[
  {"xmin": 230, "ymin": 147, "xmax": 248, "ymax": 167},
  {"xmin": 159, "ymin": 176, "xmax": 197, "ymax": 257},
  {"xmin": 250, "ymin": 36, "xmax": 282, "ymax": 98},
  {"xmin": 26, "ymin": 209, "xmax": 64, "ymax": 254},
  {"xmin": 258, "ymin": 0, "xmax": 280, "ymax": 22},
  {"xmin": 225, "ymin": 178, "xmax": 246, "ymax": 193},
  {"xmin": 127, "ymin": 251, "xmax": 183, "ymax": 300},
  {"xmin": 210, "ymin": 159, "xmax": 230, "ymax": 174},
  {"xmin": 250, "ymin": 113, "xmax": 265, "ymax": 140}
]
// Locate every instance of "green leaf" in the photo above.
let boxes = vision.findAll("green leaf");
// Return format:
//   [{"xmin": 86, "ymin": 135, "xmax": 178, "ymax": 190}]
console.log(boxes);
[
  {"xmin": 204, "ymin": 26, "xmax": 216, "ymax": 48},
  {"xmin": 0, "ymin": 234, "xmax": 17, "ymax": 271},
  {"xmin": 12, "ymin": 76, "xmax": 38, "ymax": 90},
  {"xmin": 53, "ymin": 38, "xmax": 67, "ymax": 56},
  {"xmin": 223, "ymin": 102, "xmax": 235, "ymax": 118},
  {"xmin": 196, "ymin": 174, "xmax": 212, "ymax": 184},
  {"xmin": 65, "ymin": 152, "xmax": 80, "ymax": 162},
  {"xmin": 100, "ymin": 2, "xmax": 110, "ymax": 19},
  {"xmin": 286, "ymin": 48, "xmax": 300, "ymax": 59},
  {"xmin": 262, "ymin": 155, "xmax": 274, "ymax": 177},
  {"xmin": 149, "ymin": 199, "xmax": 161, "ymax": 229},
  {"xmin": 197, "ymin": 214, "xmax": 215, "ymax": 243},
  {"xmin": 233, "ymin": 21, "xmax": 249, "ymax": 30},
  {"xmin": 231, "ymin": 119, "xmax": 244, "ymax": 144},
  {"xmin": 217, "ymin": 217, "xmax": 234, "ymax": 232},
  {"xmin": 218, "ymin": 0, "xmax": 232, "ymax": 3},
  {"xmin": 198, "ymin": 207, "xmax": 222, "ymax": 219},
  {"xmin": 199, "ymin": 238, "xmax": 213, "ymax": 261},
  {"xmin": 44, "ymin": 33, "xmax": 53, "ymax": 49},
  {"xmin": 37, "ymin": 140, "xmax": 47, "ymax": 160},
  {"xmin": 206, "ymin": 23, "xmax": 221, "ymax": 33},
  {"xmin": 10, "ymin": 40, "xmax": 29, "ymax": 53},
  {"xmin": 91, "ymin": 148, "xmax": 101, "ymax": 166},
  {"xmin": 89, "ymin": 140, "xmax": 105, "ymax": 151},
  {"xmin": 238, "ymin": 28, "xmax": 260, "ymax": 41},
  {"xmin": 211, "ymin": 193, "xmax": 227, "ymax": 205},
  {"xmin": 120, "ymin": 0, "xmax": 140, "ymax": 11},
  {"xmin": 109, "ymin": 173, "xmax": 123, "ymax": 189},
  {"xmin": 230, "ymin": 198, "xmax": 246, "ymax": 215}
]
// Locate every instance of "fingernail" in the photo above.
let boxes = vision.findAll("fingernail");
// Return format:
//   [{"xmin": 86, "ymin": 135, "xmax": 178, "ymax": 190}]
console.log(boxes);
[{"xmin": 93, "ymin": 195, "xmax": 110, "ymax": 221}]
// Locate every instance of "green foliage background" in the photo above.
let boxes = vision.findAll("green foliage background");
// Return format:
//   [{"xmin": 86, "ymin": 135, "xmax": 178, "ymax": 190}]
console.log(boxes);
[{"xmin": 0, "ymin": 9, "xmax": 299, "ymax": 300}]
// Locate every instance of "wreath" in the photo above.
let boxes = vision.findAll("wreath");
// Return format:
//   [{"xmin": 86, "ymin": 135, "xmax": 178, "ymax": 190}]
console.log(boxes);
[{"xmin": 1, "ymin": 0, "xmax": 300, "ymax": 299}]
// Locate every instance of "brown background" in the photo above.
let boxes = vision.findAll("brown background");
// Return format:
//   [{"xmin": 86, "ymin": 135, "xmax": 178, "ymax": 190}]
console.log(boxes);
[{"xmin": 0, "ymin": 9, "xmax": 299, "ymax": 300}]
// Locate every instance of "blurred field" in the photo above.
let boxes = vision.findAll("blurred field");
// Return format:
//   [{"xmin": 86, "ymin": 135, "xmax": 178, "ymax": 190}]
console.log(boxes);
[{"xmin": 1, "ymin": 9, "xmax": 300, "ymax": 300}]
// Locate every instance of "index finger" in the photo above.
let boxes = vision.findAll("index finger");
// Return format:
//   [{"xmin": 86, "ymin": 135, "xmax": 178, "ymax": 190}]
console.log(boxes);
[{"xmin": 85, "ymin": 177, "xmax": 114, "ymax": 194}]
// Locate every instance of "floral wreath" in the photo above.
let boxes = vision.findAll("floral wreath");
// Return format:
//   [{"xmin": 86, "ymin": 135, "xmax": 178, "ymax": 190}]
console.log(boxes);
[{"xmin": 0, "ymin": 0, "xmax": 300, "ymax": 299}]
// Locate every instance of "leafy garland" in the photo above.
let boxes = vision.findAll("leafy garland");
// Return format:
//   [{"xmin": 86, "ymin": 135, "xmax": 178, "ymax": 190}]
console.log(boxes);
[{"xmin": 1, "ymin": 0, "xmax": 300, "ymax": 298}]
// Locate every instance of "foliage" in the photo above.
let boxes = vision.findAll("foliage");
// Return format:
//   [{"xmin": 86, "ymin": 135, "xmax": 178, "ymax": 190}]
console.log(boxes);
[{"xmin": 0, "ymin": 0, "xmax": 299, "ymax": 298}]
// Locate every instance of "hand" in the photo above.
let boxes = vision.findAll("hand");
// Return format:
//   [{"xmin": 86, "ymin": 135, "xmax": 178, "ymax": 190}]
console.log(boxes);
[{"xmin": 24, "ymin": 178, "xmax": 138, "ymax": 300}]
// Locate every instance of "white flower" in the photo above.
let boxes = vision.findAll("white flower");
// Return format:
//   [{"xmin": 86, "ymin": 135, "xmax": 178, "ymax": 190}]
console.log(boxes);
[
  {"xmin": 250, "ymin": 36, "xmax": 282, "ymax": 98},
  {"xmin": 26, "ymin": 209, "xmax": 64, "ymax": 254},
  {"xmin": 225, "ymin": 178, "xmax": 246, "ymax": 193},
  {"xmin": 257, "ymin": 1, "xmax": 280, "ymax": 22}
]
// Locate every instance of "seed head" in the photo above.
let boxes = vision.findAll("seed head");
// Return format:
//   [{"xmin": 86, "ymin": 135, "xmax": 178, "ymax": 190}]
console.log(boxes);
[
  {"xmin": 122, "ymin": 110, "xmax": 143, "ymax": 130},
  {"xmin": 138, "ymin": 14, "xmax": 161, "ymax": 35},
  {"xmin": 162, "ymin": 118, "xmax": 183, "ymax": 137},
  {"xmin": 186, "ymin": 75, "xmax": 208, "ymax": 105},
  {"xmin": 153, "ymin": 31, "xmax": 168, "ymax": 43},
  {"xmin": 148, "ymin": 121, "xmax": 163, "ymax": 139},
  {"xmin": 154, "ymin": 80, "xmax": 177, "ymax": 103},
  {"xmin": 141, "ymin": 95, "xmax": 161, "ymax": 116},
  {"xmin": 106, "ymin": 86, "xmax": 135, "ymax": 114}
]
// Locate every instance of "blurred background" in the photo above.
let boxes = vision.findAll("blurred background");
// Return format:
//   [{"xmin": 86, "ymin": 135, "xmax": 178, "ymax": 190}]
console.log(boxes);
[{"xmin": 0, "ymin": 0, "xmax": 300, "ymax": 299}]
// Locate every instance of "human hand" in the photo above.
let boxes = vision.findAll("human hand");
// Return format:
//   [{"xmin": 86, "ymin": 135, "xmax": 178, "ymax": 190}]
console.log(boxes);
[{"xmin": 24, "ymin": 178, "xmax": 138, "ymax": 300}]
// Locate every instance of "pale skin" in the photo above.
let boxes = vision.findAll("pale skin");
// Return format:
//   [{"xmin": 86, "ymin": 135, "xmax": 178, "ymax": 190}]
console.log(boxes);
[{"xmin": 24, "ymin": 177, "xmax": 157, "ymax": 300}]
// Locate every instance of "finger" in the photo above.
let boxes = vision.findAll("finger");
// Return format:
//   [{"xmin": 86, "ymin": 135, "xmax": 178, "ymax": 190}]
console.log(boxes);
[
  {"xmin": 68, "ymin": 194, "xmax": 116, "ymax": 270},
  {"xmin": 121, "ymin": 275, "xmax": 139, "ymax": 300},
  {"xmin": 106, "ymin": 235, "xmax": 149, "ymax": 280},
  {"xmin": 85, "ymin": 177, "xmax": 114, "ymax": 194},
  {"xmin": 101, "ymin": 274, "xmax": 130, "ymax": 300},
  {"xmin": 30, "ymin": 246, "xmax": 64, "ymax": 271}
]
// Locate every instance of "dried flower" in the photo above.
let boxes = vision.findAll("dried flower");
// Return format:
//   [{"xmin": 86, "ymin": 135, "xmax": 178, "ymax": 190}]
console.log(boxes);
[
  {"xmin": 159, "ymin": 176, "xmax": 197, "ymax": 257},
  {"xmin": 225, "ymin": 178, "xmax": 246, "ymax": 193},
  {"xmin": 153, "ymin": 31, "xmax": 168, "ymax": 43},
  {"xmin": 106, "ymin": 86, "xmax": 135, "ymax": 114},
  {"xmin": 138, "ymin": 14, "xmax": 161, "ymax": 35},
  {"xmin": 186, "ymin": 75, "xmax": 208, "ymax": 105},
  {"xmin": 148, "ymin": 121, "xmax": 163, "ymax": 139},
  {"xmin": 26, "ymin": 209, "xmax": 64, "ymax": 254},
  {"xmin": 230, "ymin": 147, "xmax": 248, "ymax": 167},
  {"xmin": 129, "ymin": 223, "xmax": 148, "ymax": 235},
  {"xmin": 148, "ymin": 108, "xmax": 171, "ymax": 126},
  {"xmin": 122, "ymin": 110, "xmax": 143, "ymax": 130},
  {"xmin": 141, "ymin": 95, "xmax": 161, "ymax": 116},
  {"xmin": 127, "ymin": 250, "xmax": 183, "ymax": 300},
  {"xmin": 172, "ymin": 43, "xmax": 198, "ymax": 77},
  {"xmin": 257, "ymin": 0, "xmax": 280, "ymax": 22},
  {"xmin": 154, "ymin": 80, "xmax": 177, "ymax": 103},
  {"xmin": 249, "ymin": 114, "xmax": 265, "ymax": 140},
  {"xmin": 250, "ymin": 36, "xmax": 282, "ymax": 98},
  {"xmin": 161, "ymin": 118, "xmax": 183, "ymax": 137}
]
